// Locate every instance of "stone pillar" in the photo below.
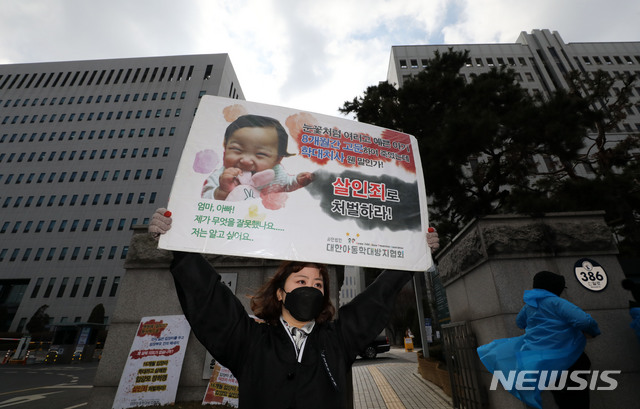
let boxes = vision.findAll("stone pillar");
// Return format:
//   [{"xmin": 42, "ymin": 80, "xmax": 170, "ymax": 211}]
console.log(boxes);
[
  {"xmin": 436, "ymin": 212, "xmax": 640, "ymax": 409},
  {"xmin": 89, "ymin": 226, "xmax": 340, "ymax": 408}
]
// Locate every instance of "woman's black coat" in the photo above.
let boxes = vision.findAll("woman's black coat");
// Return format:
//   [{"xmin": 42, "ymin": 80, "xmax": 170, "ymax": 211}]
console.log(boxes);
[{"xmin": 170, "ymin": 252, "xmax": 412, "ymax": 409}]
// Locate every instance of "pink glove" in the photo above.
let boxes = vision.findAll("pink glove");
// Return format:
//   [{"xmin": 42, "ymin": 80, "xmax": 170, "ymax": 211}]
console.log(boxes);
[
  {"xmin": 149, "ymin": 208, "xmax": 172, "ymax": 240},
  {"xmin": 427, "ymin": 227, "xmax": 440, "ymax": 253}
]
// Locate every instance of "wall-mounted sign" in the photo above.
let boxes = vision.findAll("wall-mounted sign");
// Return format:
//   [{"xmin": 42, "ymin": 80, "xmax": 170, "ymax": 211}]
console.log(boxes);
[{"xmin": 574, "ymin": 258, "xmax": 608, "ymax": 292}]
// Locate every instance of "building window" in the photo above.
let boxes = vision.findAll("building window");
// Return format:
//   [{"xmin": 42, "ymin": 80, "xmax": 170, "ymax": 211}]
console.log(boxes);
[
  {"xmin": 57, "ymin": 277, "xmax": 69, "ymax": 298},
  {"xmin": 96, "ymin": 276, "xmax": 108, "ymax": 297},
  {"xmin": 43, "ymin": 278, "xmax": 56, "ymax": 298},
  {"xmin": 31, "ymin": 278, "xmax": 43, "ymax": 298},
  {"xmin": 109, "ymin": 276, "xmax": 120, "ymax": 296},
  {"xmin": 21, "ymin": 248, "xmax": 32, "ymax": 261},
  {"xmin": 58, "ymin": 247, "xmax": 68, "ymax": 260},
  {"xmin": 83, "ymin": 277, "xmax": 94, "ymax": 297},
  {"xmin": 70, "ymin": 277, "xmax": 82, "ymax": 297}
]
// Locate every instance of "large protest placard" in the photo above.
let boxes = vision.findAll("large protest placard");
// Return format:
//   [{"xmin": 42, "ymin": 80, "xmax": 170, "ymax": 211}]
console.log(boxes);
[
  {"xmin": 112, "ymin": 315, "xmax": 190, "ymax": 409},
  {"xmin": 160, "ymin": 96, "xmax": 431, "ymax": 271}
]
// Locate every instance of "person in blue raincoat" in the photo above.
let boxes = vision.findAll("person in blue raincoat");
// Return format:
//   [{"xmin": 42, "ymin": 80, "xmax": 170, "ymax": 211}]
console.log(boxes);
[
  {"xmin": 622, "ymin": 278, "xmax": 640, "ymax": 343},
  {"xmin": 477, "ymin": 271, "xmax": 600, "ymax": 409}
]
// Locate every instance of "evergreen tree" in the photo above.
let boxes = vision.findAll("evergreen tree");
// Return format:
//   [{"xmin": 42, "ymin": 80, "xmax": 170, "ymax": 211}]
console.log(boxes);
[
  {"xmin": 25, "ymin": 304, "xmax": 50, "ymax": 334},
  {"xmin": 88, "ymin": 303, "xmax": 105, "ymax": 324},
  {"xmin": 515, "ymin": 70, "xmax": 640, "ymax": 255},
  {"xmin": 341, "ymin": 51, "xmax": 640, "ymax": 255},
  {"xmin": 341, "ymin": 49, "xmax": 540, "ymax": 241}
]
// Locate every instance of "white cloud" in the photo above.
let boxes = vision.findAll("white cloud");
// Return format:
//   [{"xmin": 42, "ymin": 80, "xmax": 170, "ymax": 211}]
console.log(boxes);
[
  {"xmin": 441, "ymin": 0, "xmax": 640, "ymax": 44},
  {"xmin": 0, "ymin": 0, "xmax": 638, "ymax": 117}
]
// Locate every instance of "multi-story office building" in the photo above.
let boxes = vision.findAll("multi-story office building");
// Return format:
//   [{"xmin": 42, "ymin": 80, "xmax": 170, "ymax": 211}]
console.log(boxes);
[
  {"xmin": 338, "ymin": 266, "xmax": 365, "ymax": 307},
  {"xmin": 0, "ymin": 54, "xmax": 244, "ymax": 332},
  {"xmin": 343, "ymin": 29, "xmax": 640, "ymax": 314},
  {"xmin": 388, "ymin": 29, "xmax": 640, "ymax": 175}
]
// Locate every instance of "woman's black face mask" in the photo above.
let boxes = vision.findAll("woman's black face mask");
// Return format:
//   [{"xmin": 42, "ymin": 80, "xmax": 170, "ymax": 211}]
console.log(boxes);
[{"xmin": 282, "ymin": 286, "xmax": 324, "ymax": 322}]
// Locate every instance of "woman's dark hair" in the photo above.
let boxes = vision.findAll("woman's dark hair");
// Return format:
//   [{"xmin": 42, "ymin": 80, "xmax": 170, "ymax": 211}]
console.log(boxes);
[
  {"xmin": 251, "ymin": 261, "xmax": 335, "ymax": 325},
  {"xmin": 224, "ymin": 114, "xmax": 294, "ymax": 157},
  {"xmin": 533, "ymin": 270, "xmax": 566, "ymax": 296}
]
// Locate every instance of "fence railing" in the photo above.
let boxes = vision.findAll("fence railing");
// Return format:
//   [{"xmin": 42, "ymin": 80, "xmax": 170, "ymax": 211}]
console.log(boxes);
[{"xmin": 441, "ymin": 321, "xmax": 487, "ymax": 409}]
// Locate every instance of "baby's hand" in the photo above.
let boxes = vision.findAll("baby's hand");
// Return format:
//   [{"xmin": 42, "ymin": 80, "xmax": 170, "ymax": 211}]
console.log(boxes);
[
  {"xmin": 216, "ymin": 168, "xmax": 243, "ymax": 199},
  {"xmin": 296, "ymin": 172, "xmax": 314, "ymax": 187}
]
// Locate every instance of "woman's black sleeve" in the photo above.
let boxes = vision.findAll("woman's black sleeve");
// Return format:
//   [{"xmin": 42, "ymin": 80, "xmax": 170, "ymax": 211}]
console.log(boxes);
[
  {"xmin": 336, "ymin": 269, "xmax": 414, "ymax": 361},
  {"xmin": 169, "ymin": 251, "xmax": 253, "ymax": 375}
]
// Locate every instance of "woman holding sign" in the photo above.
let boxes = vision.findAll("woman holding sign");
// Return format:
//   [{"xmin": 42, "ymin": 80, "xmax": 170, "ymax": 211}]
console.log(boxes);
[{"xmin": 150, "ymin": 208, "xmax": 439, "ymax": 409}]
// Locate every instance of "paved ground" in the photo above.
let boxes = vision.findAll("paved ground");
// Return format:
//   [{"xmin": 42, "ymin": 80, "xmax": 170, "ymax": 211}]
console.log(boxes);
[
  {"xmin": 3, "ymin": 348, "xmax": 454, "ymax": 409},
  {"xmin": 352, "ymin": 348, "xmax": 454, "ymax": 409}
]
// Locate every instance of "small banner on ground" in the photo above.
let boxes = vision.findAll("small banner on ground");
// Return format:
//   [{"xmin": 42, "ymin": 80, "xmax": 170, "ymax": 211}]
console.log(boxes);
[
  {"xmin": 202, "ymin": 353, "xmax": 239, "ymax": 407},
  {"xmin": 160, "ymin": 95, "xmax": 431, "ymax": 271},
  {"xmin": 112, "ymin": 315, "xmax": 190, "ymax": 409}
]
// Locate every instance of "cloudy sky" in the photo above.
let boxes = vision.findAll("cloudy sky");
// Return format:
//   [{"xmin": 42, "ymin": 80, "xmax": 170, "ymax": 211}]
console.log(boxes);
[{"xmin": 1, "ymin": 0, "xmax": 639, "ymax": 117}]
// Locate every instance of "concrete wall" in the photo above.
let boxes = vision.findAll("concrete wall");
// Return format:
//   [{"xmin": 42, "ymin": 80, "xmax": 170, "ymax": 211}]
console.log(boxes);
[
  {"xmin": 436, "ymin": 212, "xmax": 640, "ymax": 409},
  {"xmin": 89, "ymin": 226, "xmax": 340, "ymax": 408}
]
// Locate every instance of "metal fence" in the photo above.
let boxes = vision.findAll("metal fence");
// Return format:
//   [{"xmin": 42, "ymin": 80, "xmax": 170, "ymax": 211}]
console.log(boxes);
[{"xmin": 441, "ymin": 321, "xmax": 487, "ymax": 409}]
